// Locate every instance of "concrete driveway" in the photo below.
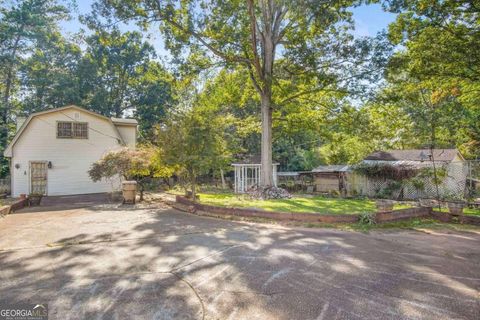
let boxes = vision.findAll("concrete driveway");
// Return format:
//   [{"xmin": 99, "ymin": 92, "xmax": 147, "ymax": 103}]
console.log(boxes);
[{"xmin": 0, "ymin": 199, "xmax": 479, "ymax": 320}]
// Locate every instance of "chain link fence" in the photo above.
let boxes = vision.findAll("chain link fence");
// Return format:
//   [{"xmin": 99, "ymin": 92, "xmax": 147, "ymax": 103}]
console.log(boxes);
[
  {"xmin": 346, "ymin": 160, "xmax": 480, "ymax": 200},
  {"xmin": 466, "ymin": 160, "xmax": 480, "ymax": 199},
  {"xmin": 0, "ymin": 176, "xmax": 10, "ymax": 195}
]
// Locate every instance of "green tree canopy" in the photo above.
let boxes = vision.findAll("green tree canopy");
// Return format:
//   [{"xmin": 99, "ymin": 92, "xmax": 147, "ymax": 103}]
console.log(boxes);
[
  {"xmin": 158, "ymin": 102, "xmax": 232, "ymax": 200},
  {"xmin": 94, "ymin": 0, "xmax": 389, "ymax": 188},
  {"xmin": 88, "ymin": 145, "xmax": 174, "ymax": 200},
  {"xmin": 0, "ymin": 0, "xmax": 70, "ymax": 177},
  {"xmin": 384, "ymin": 0, "xmax": 480, "ymax": 156}
]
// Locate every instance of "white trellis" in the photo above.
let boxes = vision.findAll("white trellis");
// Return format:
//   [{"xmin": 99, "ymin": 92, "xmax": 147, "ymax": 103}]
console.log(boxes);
[{"xmin": 233, "ymin": 163, "xmax": 278, "ymax": 193}]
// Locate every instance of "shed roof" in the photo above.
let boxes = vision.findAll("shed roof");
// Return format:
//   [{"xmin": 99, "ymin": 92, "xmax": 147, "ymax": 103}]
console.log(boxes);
[
  {"xmin": 312, "ymin": 165, "xmax": 349, "ymax": 173},
  {"xmin": 361, "ymin": 160, "xmax": 434, "ymax": 169},
  {"xmin": 364, "ymin": 149, "xmax": 462, "ymax": 162}
]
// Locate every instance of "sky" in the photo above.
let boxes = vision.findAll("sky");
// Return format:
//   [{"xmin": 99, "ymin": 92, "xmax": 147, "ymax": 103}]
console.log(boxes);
[{"xmin": 59, "ymin": 1, "xmax": 397, "ymax": 58}]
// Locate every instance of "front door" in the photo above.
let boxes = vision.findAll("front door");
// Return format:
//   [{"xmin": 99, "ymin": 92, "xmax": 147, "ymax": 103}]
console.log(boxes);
[{"xmin": 30, "ymin": 162, "xmax": 47, "ymax": 195}]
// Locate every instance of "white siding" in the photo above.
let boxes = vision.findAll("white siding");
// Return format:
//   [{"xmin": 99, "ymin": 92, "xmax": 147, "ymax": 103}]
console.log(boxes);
[
  {"xmin": 10, "ymin": 108, "xmax": 127, "ymax": 196},
  {"xmin": 116, "ymin": 125, "xmax": 136, "ymax": 148}
]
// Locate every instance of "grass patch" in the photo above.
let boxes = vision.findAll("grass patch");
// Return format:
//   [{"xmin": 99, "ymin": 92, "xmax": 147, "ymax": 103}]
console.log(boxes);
[
  {"xmin": 464, "ymin": 207, "xmax": 480, "ymax": 216},
  {"xmin": 195, "ymin": 192, "xmax": 412, "ymax": 215},
  {"xmin": 168, "ymin": 190, "xmax": 479, "ymax": 232},
  {"xmin": 432, "ymin": 207, "xmax": 480, "ymax": 216},
  {"xmin": 301, "ymin": 218, "xmax": 480, "ymax": 233},
  {"xmin": 0, "ymin": 197, "xmax": 17, "ymax": 206}
]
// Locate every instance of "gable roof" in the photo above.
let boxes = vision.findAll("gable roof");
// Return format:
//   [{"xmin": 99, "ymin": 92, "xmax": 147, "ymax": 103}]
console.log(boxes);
[
  {"xmin": 364, "ymin": 149, "xmax": 463, "ymax": 162},
  {"xmin": 4, "ymin": 105, "xmax": 134, "ymax": 157}
]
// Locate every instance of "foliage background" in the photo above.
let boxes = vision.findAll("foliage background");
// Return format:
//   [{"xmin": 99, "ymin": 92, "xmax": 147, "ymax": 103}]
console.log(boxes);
[{"xmin": 1, "ymin": 0, "xmax": 479, "ymax": 179}]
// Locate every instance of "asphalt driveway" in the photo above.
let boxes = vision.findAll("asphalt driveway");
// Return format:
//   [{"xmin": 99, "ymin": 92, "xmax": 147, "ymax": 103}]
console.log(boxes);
[{"xmin": 0, "ymin": 199, "xmax": 479, "ymax": 319}]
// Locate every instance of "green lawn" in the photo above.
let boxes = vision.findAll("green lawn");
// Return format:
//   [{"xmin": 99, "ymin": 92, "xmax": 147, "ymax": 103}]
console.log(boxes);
[
  {"xmin": 463, "ymin": 207, "xmax": 480, "ymax": 216},
  {"xmin": 433, "ymin": 207, "xmax": 480, "ymax": 216},
  {"xmin": 196, "ymin": 193, "xmax": 412, "ymax": 215},
  {"xmin": 307, "ymin": 218, "xmax": 480, "ymax": 233}
]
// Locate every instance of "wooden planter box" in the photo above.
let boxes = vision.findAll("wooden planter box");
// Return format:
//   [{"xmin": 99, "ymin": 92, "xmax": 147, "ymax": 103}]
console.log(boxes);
[
  {"xmin": 122, "ymin": 181, "xmax": 137, "ymax": 204},
  {"xmin": 28, "ymin": 194, "xmax": 43, "ymax": 206}
]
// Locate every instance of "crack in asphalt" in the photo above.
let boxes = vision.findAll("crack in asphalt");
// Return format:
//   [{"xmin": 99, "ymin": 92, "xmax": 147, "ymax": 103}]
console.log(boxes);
[
  {"xmin": 0, "ymin": 224, "xmax": 245, "ymax": 320},
  {"xmin": 170, "ymin": 271, "xmax": 206, "ymax": 320},
  {"xmin": 1, "ymin": 269, "xmax": 208, "ymax": 320},
  {"xmin": 0, "ymin": 232, "xmax": 243, "ymax": 320},
  {"xmin": 170, "ymin": 244, "xmax": 244, "ymax": 272},
  {"xmin": 220, "ymin": 290, "xmax": 285, "ymax": 296}
]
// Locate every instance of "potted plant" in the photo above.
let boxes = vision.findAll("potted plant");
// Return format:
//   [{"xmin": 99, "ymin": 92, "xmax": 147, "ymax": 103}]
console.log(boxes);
[
  {"xmin": 28, "ymin": 193, "xmax": 43, "ymax": 206},
  {"xmin": 444, "ymin": 194, "xmax": 466, "ymax": 216}
]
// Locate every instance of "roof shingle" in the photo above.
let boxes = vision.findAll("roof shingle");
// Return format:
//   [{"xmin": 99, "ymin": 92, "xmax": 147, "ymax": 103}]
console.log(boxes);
[{"xmin": 364, "ymin": 149, "xmax": 461, "ymax": 162}]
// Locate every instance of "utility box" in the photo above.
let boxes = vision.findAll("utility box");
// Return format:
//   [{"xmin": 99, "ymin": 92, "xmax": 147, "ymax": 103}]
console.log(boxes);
[{"xmin": 122, "ymin": 181, "xmax": 137, "ymax": 204}]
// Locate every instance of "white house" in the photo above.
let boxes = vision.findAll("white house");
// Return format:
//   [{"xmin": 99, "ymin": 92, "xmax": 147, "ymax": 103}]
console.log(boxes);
[{"xmin": 3, "ymin": 105, "xmax": 137, "ymax": 197}]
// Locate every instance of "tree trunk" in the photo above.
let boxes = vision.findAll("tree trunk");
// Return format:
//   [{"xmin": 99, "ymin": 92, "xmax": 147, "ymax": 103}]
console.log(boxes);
[
  {"xmin": 260, "ymin": 93, "xmax": 273, "ymax": 186},
  {"xmin": 191, "ymin": 177, "xmax": 197, "ymax": 203},
  {"xmin": 0, "ymin": 33, "xmax": 22, "ymax": 177},
  {"xmin": 2, "ymin": 34, "xmax": 22, "ymax": 122},
  {"xmin": 259, "ymin": 27, "xmax": 275, "ymax": 187},
  {"xmin": 3, "ymin": 34, "xmax": 21, "ymax": 113},
  {"xmin": 138, "ymin": 181, "xmax": 145, "ymax": 201},
  {"xmin": 220, "ymin": 169, "xmax": 226, "ymax": 189},
  {"xmin": 429, "ymin": 104, "xmax": 441, "ymax": 207},
  {"xmin": 256, "ymin": 7, "xmax": 276, "ymax": 188}
]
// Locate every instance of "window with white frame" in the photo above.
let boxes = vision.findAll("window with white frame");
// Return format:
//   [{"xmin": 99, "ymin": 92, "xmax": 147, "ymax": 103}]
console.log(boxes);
[{"xmin": 57, "ymin": 121, "xmax": 88, "ymax": 139}]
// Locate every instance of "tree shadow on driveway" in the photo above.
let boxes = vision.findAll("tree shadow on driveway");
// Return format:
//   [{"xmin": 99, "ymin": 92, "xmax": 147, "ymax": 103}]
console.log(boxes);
[{"xmin": 0, "ymin": 206, "xmax": 479, "ymax": 319}]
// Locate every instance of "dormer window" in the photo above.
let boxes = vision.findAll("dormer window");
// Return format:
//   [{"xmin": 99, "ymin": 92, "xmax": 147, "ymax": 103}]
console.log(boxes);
[{"xmin": 57, "ymin": 121, "xmax": 88, "ymax": 139}]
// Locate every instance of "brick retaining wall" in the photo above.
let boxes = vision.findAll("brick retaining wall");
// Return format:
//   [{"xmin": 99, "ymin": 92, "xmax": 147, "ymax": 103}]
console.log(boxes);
[
  {"xmin": 459, "ymin": 215, "xmax": 480, "ymax": 225},
  {"xmin": 430, "ymin": 210, "xmax": 480, "ymax": 225},
  {"xmin": 194, "ymin": 201, "xmax": 359, "ymax": 223},
  {"xmin": 176, "ymin": 195, "xmax": 358, "ymax": 223},
  {"xmin": 0, "ymin": 198, "xmax": 28, "ymax": 216},
  {"xmin": 175, "ymin": 195, "xmax": 480, "ymax": 226},
  {"xmin": 376, "ymin": 207, "xmax": 432, "ymax": 223},
  {"xmin": 0, "ymin": 205, "xmax": 10, "ymax": 215}
]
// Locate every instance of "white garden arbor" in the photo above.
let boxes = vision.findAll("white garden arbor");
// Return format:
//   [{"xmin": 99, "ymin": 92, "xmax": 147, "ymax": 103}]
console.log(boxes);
[{"xmin": 232, "ymin": 158, "xmax": 279, "ymax": 193}]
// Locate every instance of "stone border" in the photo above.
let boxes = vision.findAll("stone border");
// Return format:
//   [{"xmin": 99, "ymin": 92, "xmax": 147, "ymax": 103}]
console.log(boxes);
[
  {"xmin": 431, "ymin": 211, "xmax": 480, "ymax": 226},
  {"xmin": 0, "ymin": 198, "xmax": 28, "ymax": 216},
  {"xmin": 375, "ymin": 207, "xmax": 432, "ymax": 223},
  {"xmin": 175, "ymin": 195, "xmax": 438, "ymax": 224}
]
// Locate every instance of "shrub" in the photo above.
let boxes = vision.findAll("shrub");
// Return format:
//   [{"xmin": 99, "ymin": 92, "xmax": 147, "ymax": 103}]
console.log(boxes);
[
  {"xmin": 358, "ymin": 211, "xmax": 376, "ymax": 225},
  {"xmin": 353, "ymin": 163, "xmax": 418, "ymax": 180},
  {"xmin": 375, "ymin": 181, "xmax": 402, "ymax": 199},
  {"xmin": 88, "ymin": 146, "xmax": 174, "ymax": 201}
]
